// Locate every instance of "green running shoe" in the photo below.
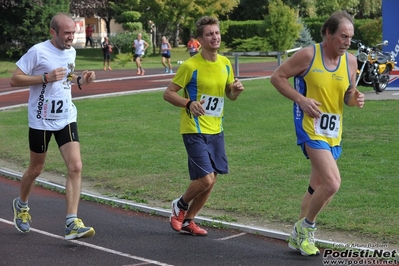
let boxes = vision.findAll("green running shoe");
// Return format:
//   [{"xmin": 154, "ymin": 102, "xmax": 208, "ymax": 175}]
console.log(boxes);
[{"xmin": 295, "ymin": 219, "xmax": 320, "ymax": 256}]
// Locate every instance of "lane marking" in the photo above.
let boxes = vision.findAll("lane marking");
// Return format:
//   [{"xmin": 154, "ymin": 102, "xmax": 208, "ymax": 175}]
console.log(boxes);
[
  {"xmin": 0, "ymin": 218, "xmax": 173, "ymax": 266},
  {"xmin": 215, "ymin": 232, "xmax": 247, "ymax": 241}
]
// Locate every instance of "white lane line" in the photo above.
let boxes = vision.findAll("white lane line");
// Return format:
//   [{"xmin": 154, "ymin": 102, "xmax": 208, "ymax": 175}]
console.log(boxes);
[
  {"xmin": 215, "ymin": 232, "xmax": 247, "ymax": 241},
  {"xmin": 0, "ymin": 218, "xmax": 173, "ymax": 266}
]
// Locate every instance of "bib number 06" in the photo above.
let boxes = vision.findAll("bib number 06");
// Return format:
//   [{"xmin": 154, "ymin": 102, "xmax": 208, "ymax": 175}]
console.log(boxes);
[{"xmin": 314, "ymin": 113, "xmax": 340, "ymax": 138}]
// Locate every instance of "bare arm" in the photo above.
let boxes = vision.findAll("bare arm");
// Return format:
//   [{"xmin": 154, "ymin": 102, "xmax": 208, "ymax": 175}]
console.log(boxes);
[
  {"xmin": 225, "ymin": 78, "xmax": 244, "ymax": 101},
  {"xmin": 10, "ymin": 67, "xmax": 67, "ymax": 87},
  {"xmin": 344, "ymin": 53, "xmax": 365, "ymax": 107},
  {"xmin": 163, "ymin": 82, "xmax": 205, "ymax": 116},
  {"xmin": 10, "ymin": 67, "xmax": 95, "ymax": 88},
  {"xmin": 270, "ymin": 47, "xmax": 323, "ymax": 118}
]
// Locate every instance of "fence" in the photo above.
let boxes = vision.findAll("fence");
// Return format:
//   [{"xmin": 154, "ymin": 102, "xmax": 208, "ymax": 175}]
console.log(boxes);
[{"xmin": 222, "ymin": 47, "xmax": 302, "ymax": 77}]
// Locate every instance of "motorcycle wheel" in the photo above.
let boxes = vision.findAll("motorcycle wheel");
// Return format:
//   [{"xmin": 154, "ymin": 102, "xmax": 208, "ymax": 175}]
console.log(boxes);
[{"xmin": 373, "ymin": 68, "xmax": 391, "ymax": 93}]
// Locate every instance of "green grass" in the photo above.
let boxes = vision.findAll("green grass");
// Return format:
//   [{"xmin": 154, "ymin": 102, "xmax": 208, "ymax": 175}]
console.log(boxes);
[
  {"xmin": 1, "ymin": 78, "xmax": 398, "ymax": 244},
  {"xmin": 0, "ymin": 46, "xmax": 278, "ymax": 78}
]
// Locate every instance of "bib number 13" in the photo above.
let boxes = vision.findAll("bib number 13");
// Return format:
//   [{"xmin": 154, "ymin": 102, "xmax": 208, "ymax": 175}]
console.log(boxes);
[
  {"xmin": 201, "ymin": 94, "xmax": 224, "ymax": 117},
  {"xmin": 314, "ymin": 113, "xmax": 340, "ymax": 138}
]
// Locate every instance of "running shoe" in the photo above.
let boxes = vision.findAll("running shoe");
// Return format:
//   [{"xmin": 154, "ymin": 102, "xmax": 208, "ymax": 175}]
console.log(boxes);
[
  {"xmin": 165, "ymin": 67, "xmax": 169, "ymax": 73},
  {"xmin": 169, "ymin": 198, "xmax": 186, "ymax": 231},
  {"xmin": 181, "ymin": 220, "xmax": 208, "ymax": 236},
  {"xmin": 288, "ymin": 225, "xmax": 299, "ymax": 250},
  {"xmin": 137, "ymin": 70, "xmax": 141, "ymax": 75},
  {"xmin": 65, "ymin": 218, "xmax": 95, "ymax": 240},
  {"xmin": 295, "ymin": 219, "xmax": 320, "ymax": 256},
  {"xmin": 141, "ymin": 70, "xmax": 145, "ymax": 76},
  {"xmin": 108, "ymin": 67, "xmax": 112, "ymax": 71},
  {"xmin": 169, "ymin": 70, "xmax": 173, "ymax": 74},
  {"xmin": 12, "ymin": 198, "xmax": 31, "ymax": 233}
]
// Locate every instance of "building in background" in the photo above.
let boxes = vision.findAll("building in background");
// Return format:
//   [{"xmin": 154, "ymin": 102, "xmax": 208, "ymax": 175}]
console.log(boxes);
[{"xmin": 72, "ymin": 16, "xmax": 124, "ymax": 48}]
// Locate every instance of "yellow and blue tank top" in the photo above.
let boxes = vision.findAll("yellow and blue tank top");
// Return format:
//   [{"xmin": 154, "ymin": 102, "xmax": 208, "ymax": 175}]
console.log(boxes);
[
  {"xmin": 294, "ymin": 43, "xmax": 351, "ymax": 147},
  {"xmin": 172, "ymin": 53, "xmax": 234, "ymax": 134}
]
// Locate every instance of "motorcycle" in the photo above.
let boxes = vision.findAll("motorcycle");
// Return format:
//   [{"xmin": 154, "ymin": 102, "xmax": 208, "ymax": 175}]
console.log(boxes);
[{"xmin": 352, "ymin": 39, "xmax": 396, "ymax": 94}]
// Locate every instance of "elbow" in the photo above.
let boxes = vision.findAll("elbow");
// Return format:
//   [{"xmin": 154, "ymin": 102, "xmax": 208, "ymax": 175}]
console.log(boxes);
[{"xmin": 9, "ymin": 78, "xmax": 17, "ymax": 87}]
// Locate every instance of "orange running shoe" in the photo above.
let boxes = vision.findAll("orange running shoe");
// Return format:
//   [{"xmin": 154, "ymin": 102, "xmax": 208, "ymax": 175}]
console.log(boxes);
[
  {"xmin": 181, "ymin": 220, "xmax": 208, "ymax": 236},
  {"xmin": 141, "ymin": 70, "xmax": 145, "ymax": 76},
  {"xmin": 169, "ymin": 198, "xmax": 186, "ymax": 231},
  {"xmin": 137, "ymin": 70, "xmax": 141, "ymax": 75},
  {"xmin": 108, "ymin": 67, "xmax": 112, "ymax": 71}
]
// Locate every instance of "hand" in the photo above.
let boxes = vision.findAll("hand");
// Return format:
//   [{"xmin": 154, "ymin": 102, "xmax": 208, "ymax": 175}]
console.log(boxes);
[
  {"xmin": 354, "ymin": 90, "xmax": 365, "ymax": 108},
  {"xmin": 48, "ymin": 67, "xmax": 67, "ymax": 82},
  {"xmin": 298, "ymin": 97, "xmax": 322, "ymax": 118},
  {"xmin": 82, "ymin": 70, "xmax": 96, "ymax": 84},
  {"xmin": 188, "ymin": 99, "xmax": 206, "ymax": 116},
  {"xmin": 231, "ymin": 78, "xmax": 244, "ymax": 97}
]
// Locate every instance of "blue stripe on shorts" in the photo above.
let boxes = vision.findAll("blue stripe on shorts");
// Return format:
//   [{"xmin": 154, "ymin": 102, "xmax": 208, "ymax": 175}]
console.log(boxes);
[{"xmin": 300, "ymin": 140, "xmax": 342, "ymax": 160}]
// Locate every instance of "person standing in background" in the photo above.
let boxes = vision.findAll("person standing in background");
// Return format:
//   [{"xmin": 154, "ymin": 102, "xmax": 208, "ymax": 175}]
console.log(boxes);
[
  {"xmin": 132, "ymin": 33, "xmax": 149, "ymax": 75},
  {"xmin": 102, "ymin": 36, "xmax": 112, "ymax": 71},
  {"xmin": 163, "ymin": 16, "xmax": 244, "ymax": 236},
  {"xmin": 85, "ymin": 23, "xmax": 93, "ymax": 48},
  {"xmin": 161, "ymin": 36, "xmax": 173, "ymax": 74},
  {"xmin": 270, "ymin": 11, "xmax": 364, "ymax": 256},
  {"xmin": 187, "ymin": 35, "xmax": 201, "ymax": 57},
  {"xmin": 9, "ymin": 12, "xmax": 96, "ymax": 240}
]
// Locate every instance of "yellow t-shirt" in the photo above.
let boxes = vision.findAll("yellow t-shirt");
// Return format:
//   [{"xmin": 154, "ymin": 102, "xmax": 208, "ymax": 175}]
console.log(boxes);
[{"xmin": 172, "ymin": 54, "xmax": 235, "ymax": 134}]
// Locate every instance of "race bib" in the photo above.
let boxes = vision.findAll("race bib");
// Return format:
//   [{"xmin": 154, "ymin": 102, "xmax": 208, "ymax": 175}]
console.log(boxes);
[
  {"xmin": 43, "ymin": 97, "xmax": 71, "ymax": 119},
  {"xmin": 200, "ymin": 94, "xmax": 224, "ymax": 117},
  {"xmin": 314, "ymin": 113, "xmax": 340, "ymax": 138}
]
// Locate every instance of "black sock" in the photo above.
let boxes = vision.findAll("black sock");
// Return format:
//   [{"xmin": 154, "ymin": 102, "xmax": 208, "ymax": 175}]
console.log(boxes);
[
  {"xmin": 183, "ymin": 219, "xmax": 192, "ymax": 225},
  {"xmin": 178, "ymin": 197, "xmax": 188, "ymax": 210}
]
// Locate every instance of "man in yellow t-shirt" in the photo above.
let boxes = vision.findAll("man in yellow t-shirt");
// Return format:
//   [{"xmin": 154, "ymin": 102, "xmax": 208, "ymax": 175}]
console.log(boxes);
[{"xmin": 163, "ymin": 16, "xmax": 244, "ymax": 236}]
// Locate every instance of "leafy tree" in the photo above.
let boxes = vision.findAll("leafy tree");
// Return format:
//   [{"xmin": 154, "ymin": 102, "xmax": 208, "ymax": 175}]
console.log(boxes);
[
  {"xmin": 295, "ymin": 17, "xmax": 315, "ymax": 48},
  {"xmin": 0, "ymin": 0, "xmax": 70, "ymax": 59},
  {"xmin": 262, "ymin": 0, "xmax": 302, "ymax": 51},
  {"xmin": 139, "ymin": 0, "xmax": 240, "ymax": 50},
  {"xmin": 111, "ymin": 0, "xmax": 142, "ymax": 31}
]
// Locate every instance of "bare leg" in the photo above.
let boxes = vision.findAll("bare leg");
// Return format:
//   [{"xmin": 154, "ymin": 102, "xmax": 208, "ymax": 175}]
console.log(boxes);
[
  {"xmin": 59, "ymin": 141, "xmax": 82, "ymax": 215},
  {"xmin": 19, "ymin": 151, "xmax": 46, "ymax": 202},
  {"xmin": 182, "ymin": 173, "xmax": 217, "ymax": 219}
]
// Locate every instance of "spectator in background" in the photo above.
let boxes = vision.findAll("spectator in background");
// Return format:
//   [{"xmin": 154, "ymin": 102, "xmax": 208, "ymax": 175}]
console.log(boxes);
[
  {"xmin": 187, "ymin": 35, "xmax": 201, "ymax": 57},
  {"xmin": 85, "ymin": 24, "xmax": 93, "ymax": 48},
  {"xmin": 161, "ymin": 36, "xmax": 173, "ymax": 74},
  {"xmin": 102, "ymin": 37, "xmax": 112, "ymax": 71}
]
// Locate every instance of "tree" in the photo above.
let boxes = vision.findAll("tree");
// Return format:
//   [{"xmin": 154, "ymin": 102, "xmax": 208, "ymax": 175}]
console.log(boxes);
[
  {"xmin": 262, "ymin": 0, "xmax": 302, "ymax": 51},
  {"xmin": 0, "ymin": 0, "xmax": 70, "ymax": 58},
  {"xmin": 138, "ymin": 0, "xmax": 240, "ymax": 50}
]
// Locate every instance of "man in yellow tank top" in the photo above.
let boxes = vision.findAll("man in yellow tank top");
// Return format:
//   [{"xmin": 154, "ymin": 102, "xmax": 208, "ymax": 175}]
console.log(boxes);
[
  {"xmin": 163, "ymin": 16, "xmax": 244, "ymax": 236},
  {"xmin": 271, "ymin": 11, "xmax": 365, "ymax": 256}
]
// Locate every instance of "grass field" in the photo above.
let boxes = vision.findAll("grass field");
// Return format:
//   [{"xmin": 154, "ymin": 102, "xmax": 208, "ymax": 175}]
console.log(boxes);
[
  {"xmin": 0, "ymin": 46, "xmax": 282, "ymax": 79},
  {"xmin": 0, "ymin": 77, "xmax": 398, "ymax": 244}
]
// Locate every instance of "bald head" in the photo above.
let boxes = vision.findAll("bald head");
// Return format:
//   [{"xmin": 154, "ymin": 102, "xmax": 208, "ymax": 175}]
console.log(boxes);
[{"xmin": 50, "ymin": 13, "xmax": 74, "ymax": 34}]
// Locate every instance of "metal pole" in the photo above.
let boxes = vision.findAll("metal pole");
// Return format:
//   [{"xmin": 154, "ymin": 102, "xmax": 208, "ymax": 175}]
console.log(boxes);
[{"xmin": 235, "ymin": 54, "xmax": 239, "ymax": 77}]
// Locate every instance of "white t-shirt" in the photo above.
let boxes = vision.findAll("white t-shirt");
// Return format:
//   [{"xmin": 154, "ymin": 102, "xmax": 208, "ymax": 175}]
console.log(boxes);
[
  {"xmin": 16, "ymin": 40, "xmax": 77, "ymax": 131},
  {"xmin": 134, "ymin": 39, "xmax": 145, "ymax": 55}
]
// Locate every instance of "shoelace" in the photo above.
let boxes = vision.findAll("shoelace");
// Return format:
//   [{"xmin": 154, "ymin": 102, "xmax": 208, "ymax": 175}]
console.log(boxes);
[
  {"xmin": 307, "ymin": 229, "xmax": 316, "ymax": 244},
  {"xmin": 18, "ymin": 210, "xmax": 32, "ymax": 223}
]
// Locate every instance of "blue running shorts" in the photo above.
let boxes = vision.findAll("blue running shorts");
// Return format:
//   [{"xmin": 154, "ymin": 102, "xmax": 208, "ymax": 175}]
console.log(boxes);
[
  {"xmin": 183, "ymin": 132, "xmax": 228, "ymax": 180},
  {"xmin": 300, "ymin": 140, "xmax": 342, "ymax": 160}
]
